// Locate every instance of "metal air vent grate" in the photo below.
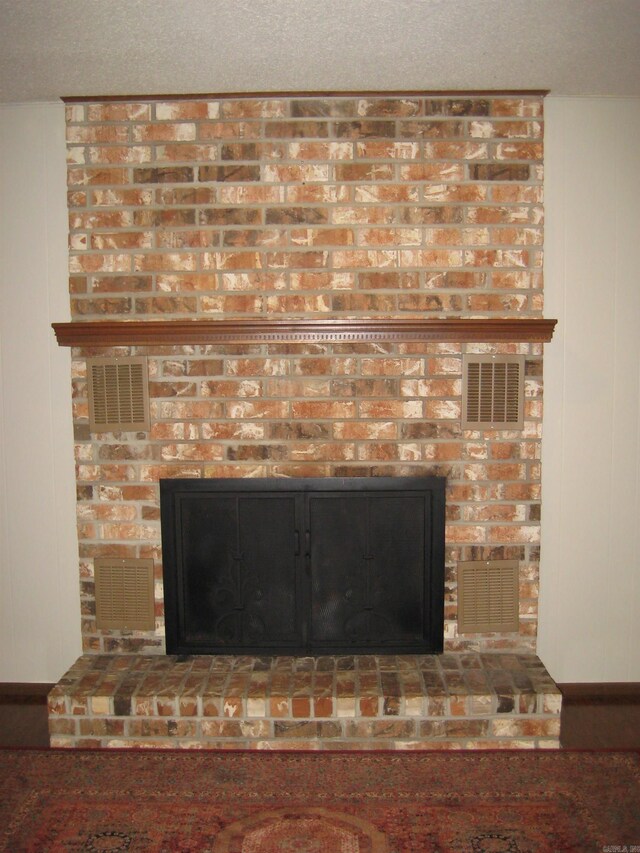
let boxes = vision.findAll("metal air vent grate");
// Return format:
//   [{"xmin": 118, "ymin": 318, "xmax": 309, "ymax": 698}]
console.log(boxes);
[
  {"xmin": 462, "ymin": 354, "xmax": 524, "ymax": 430},
  {"xmin": 457, "ymin": 560, "xmax": 519, "ymax": 633},
  {"xmin": 94, "ymin": 557, "xmax": 155, "ymax": 631},
  {"xmin": 88, "ymin": 356, "xmax": 149, "ymax": 432}
]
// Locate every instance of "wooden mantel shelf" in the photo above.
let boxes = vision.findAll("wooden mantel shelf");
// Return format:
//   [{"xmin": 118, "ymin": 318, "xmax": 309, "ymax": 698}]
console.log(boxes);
[{"xmin": 52, "ymin": 318, "xmax": 557, "ymax": 348}]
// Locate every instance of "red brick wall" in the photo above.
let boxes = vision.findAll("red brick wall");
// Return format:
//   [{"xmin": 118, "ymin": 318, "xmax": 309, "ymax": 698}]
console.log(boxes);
[{"xmin": 65, "ymin": 93, "xmax": 545, "ymax": 655}]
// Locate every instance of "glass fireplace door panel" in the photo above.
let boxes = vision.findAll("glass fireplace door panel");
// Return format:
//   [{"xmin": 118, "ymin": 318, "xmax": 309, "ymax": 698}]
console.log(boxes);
[
  {"xmin": 367, "ymin": 496, "xmax": 426, "ymax": 642},
  {"xmin": 178, "ymin": 494, "xmax": 302, "ymax": 651},
  {"xmin": 308, "ymin": 493, "xmax": 428, "ymax": 651},
  {"xmin": 308, "ymin": 495, "xmax": 368, "ymax": 648}
]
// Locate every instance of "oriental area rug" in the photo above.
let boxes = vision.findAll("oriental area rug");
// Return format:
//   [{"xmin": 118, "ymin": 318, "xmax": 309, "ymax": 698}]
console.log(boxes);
[{"xmin": 1, "ymin": 749, "xmax": 639, "ymax": 852}]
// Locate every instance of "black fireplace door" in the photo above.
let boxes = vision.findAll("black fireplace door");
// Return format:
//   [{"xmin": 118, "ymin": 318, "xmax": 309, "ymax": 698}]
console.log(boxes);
[
  {"xmin": 308, "ymin": 494, "xmax": 428, "ymax": 648},
  {"xmin": 161, "ymin": 477, "xmax": 445, "ymax": 655},
  {"xmin": 170, "ymin": 492, "xmax": 303, "ymax": 650}
]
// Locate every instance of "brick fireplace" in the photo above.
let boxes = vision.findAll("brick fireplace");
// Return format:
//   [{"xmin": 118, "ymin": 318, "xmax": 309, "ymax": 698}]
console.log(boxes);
[{"xmin": 49, "ymin": 91, "xmax": 561, "ymax": 748}]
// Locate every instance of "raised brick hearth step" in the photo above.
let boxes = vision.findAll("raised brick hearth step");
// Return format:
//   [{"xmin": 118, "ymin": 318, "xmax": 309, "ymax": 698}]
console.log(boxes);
[{"xmin": 48, "ymin": 652, "xmax": 561, "ymax": 750}]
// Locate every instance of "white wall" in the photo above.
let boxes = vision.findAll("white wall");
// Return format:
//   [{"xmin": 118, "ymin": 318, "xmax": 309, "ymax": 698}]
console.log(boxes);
[
  {"xmin": 539, "ymin": 97, "xmax": 640, "ymax": 682},
  {"xmin": 1, "ymin": 98, "xmax": 638, "ymax": 684},
  {"xmin": 0, "ymin": 102, "xmax": 81, "ymax": 682}
]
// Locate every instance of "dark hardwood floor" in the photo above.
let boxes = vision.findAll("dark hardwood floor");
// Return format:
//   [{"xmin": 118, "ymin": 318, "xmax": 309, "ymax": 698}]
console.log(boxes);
[{"xmin": 1, "ymin": 683, "xmax": 639, "ymax": 749}]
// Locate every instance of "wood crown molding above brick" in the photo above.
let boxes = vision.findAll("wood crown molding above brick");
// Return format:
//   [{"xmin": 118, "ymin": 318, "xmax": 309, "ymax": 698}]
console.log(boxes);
[{"xmin": 52, "ymin": 318, "xmax": 557, "ymax": 348}]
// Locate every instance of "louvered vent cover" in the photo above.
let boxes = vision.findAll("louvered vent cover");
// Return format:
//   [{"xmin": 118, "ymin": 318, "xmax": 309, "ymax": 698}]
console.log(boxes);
[
  {"xmin": 94, "ymin": 557, "xmax": 155, "ymax": 631},
  {"xmin": 457, "ymin": 560, "xmax": 519, "ymax": 633},
  {"xmin": 462, "ymin": 354, "xmax": 524, "ymax": 430},
  {"xmin": 88, "ymin": 356, "xmax": 149, "ymax": 432}
]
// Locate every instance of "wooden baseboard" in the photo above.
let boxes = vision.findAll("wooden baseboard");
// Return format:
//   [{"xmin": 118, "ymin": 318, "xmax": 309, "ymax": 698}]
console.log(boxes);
[
  {"xmin": 0, "ymin": 683, "xmax": 54, "ymax": 704},
  {"xmin": 558, "ymin": 683, "xmax": 640, "ymax": 705}
]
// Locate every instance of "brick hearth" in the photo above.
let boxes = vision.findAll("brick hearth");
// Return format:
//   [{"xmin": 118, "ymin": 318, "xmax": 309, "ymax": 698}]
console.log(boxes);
[{"xmin": 48, "ymin": 652, "xmax": 561, "ymax": 750}]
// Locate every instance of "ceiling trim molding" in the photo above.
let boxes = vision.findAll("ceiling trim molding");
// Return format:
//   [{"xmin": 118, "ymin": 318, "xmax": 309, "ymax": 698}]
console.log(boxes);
[{"xmin": 61, "ymin": 89, "xmax": 550, "ymax": 104}]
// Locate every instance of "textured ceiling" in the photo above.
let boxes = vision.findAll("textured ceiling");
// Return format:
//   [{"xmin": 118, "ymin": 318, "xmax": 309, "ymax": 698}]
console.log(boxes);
[{"xmin": 1, "ymin": 0, "xmax": 639, "ymax": 103}]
